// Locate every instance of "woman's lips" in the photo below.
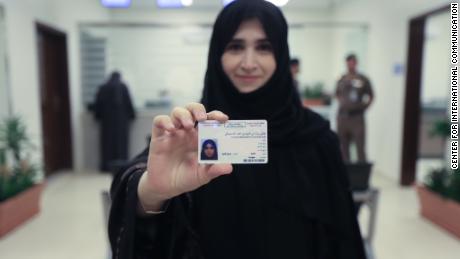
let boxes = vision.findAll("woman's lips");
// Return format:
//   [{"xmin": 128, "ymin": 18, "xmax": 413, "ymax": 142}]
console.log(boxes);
[{"xmin": 236, "ymin": 75, "xmax": 260, "ymax": 83}]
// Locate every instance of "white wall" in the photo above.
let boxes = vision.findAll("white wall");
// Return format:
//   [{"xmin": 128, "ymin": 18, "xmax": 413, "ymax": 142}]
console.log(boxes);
[
  {"xmin": 289, "ymin": 26, "xmax": 334, "ymax": 91},
  {"xmin": 105, "ymin": 25, "xmax": 211, "ymax": 108},
  {"xmin": 289, "ymin": 25, "xmax": 368, "ymax": 96},
  {"xmin": 332, "ymin": 0, "xmax": 451, "ymax": 181},
  {"xmin": 0, "ymin": 5, "xmax": 8, "ymax": 120},
  {"xmin": 0, "ymin": 0, "xmax": 109, "ymax": 175},
  {"xmin": 0, "ymin": 0, "xmax": 56, "ymax": 178},
  {"xmin": 422, "ymin": 11, "xmax": 450, "ymax": 105}
]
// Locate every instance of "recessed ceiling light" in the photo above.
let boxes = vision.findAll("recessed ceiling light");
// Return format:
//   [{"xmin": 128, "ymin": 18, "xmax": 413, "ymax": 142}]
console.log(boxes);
[
  {"xmin": 223, "ymin": 0, "xmax": 289, "ymax": 7},
  {"xmin": 100, "ymin": 0, "xmax": 131, "ymax": 8},
  {"xmin": 269, "ymin": 0, "xmax": 289, "ymax": 7},
  {"xmin": 157, "ymin": 0, "xmax": 193, "ymax": 8},
  {"xmin": 181, "ymin": 0, "xmax": 193, "ymax": 7}
]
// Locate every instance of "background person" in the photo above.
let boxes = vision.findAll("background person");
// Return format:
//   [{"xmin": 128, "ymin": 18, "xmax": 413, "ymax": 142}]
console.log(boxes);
[
  {"xmin": 93, "ymin": 71, "xmax": 136, "ymax": 172},
  {"xmin": 335, "ymin": 54, "xmax": 374, "ymax": 162}
]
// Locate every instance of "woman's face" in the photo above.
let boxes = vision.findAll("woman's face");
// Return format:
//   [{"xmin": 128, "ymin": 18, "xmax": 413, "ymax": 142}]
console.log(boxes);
[
  {"xmin": 221, "ymin": 19, "xmax": 277, "ymax": 93},
  {"xmin": 204, "ymin": 143, "xmax": 216, "ymax": 158}
]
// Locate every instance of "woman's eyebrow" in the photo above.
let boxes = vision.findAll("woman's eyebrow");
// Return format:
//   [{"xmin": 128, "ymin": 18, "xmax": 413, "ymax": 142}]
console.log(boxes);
[
  {"xmin": 257, "ymin": 39, "xmax": 271, "ymax": 43},
  {"xmin": 228, "ymin": 39, "xmax": 244, "ymax": 44},
  {"xmin": 229, "ymin": 37, "xmax": 269, "ymax": 43}
]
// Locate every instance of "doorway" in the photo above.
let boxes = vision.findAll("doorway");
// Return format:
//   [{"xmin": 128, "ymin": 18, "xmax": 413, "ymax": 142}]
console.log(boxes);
[
  {"xmin": 401, "ymin": 5, "xmax": 449, "ymax": 186},
  {"xmin": 36, "ymin": 22, "xmax": 73, "ymax": 176}
]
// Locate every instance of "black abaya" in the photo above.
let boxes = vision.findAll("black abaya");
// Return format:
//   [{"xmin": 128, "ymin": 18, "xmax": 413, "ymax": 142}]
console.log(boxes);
[{"xmin": 94, "ymin": 73, "xmax": 136, "ymax": 171}]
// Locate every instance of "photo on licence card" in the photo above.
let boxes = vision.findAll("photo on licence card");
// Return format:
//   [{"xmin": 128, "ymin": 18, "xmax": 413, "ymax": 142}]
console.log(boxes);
[
  {"xmin": 200, "ymin": 139, "xmax": 219, "ymax": 161},
  {"xmin": 198, "ymin": 120, "xmax": 268, "ymax": 164}
]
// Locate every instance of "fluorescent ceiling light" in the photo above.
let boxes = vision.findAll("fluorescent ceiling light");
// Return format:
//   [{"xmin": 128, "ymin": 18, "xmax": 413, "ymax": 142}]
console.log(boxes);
[
  {"xmin": 181, "ymin": 0, "xmax": 193, "ymax": 6},
  {"xmin": 269, "ymin": 0, "xmax": 289, "ymax": 6},
  {"xmin": 223, "ymin": 0, "xmax": 289, "ymax": 7},
  {"xmin": 101, "ymin": 0, "xmax": 131, "ymax": 8},
  {"xmin": 157, "ymin": 0, "xmax": 194, "ymax": 8}
]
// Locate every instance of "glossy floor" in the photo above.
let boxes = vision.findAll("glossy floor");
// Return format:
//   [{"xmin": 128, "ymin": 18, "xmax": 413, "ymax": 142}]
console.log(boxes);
[{"xmin": 0, "ymin": 170, "xmax": 459, "ymax": 259}]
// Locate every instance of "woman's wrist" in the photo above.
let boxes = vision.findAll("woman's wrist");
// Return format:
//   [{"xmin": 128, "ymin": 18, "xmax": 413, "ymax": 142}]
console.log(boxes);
[{"xmin": 137, "ymin": 171, "xmax": 169, "ymax": 215}]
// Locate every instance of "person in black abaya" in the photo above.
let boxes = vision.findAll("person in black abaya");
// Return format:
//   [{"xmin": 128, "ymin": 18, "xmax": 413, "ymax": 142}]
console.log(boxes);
[
  {"xmin": 108, "ymin": 1, "xmax": 366, "ymax": 259},
  {"xmin": 94, "ymin": 71, "xmax": 135, "ymax": 172}
]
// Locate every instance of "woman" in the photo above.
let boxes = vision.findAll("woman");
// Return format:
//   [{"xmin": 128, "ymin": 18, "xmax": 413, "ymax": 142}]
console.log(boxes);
[
  {"xmin": 200, "ymin": 139, "xmax": 218, "ymax": 160},
  {"xmin": 109, "ymin": 1, "xmax": 366, "ymax": 258}
]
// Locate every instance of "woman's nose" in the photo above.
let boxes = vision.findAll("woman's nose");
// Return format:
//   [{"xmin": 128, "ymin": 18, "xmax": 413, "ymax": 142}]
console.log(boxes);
[{"xmin": 240, "ymin": 50, "xmax": 257, "ymax": 71}]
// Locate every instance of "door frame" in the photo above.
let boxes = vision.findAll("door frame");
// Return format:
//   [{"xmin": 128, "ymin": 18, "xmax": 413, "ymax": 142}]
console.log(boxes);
[{"xmin": 400, "ymin": 5, "xmax": 450, "ymax": 186}]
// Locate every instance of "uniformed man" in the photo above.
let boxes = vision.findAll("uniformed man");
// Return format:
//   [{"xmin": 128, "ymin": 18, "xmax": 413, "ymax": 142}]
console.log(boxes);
[{"xmin": 335, "ymin": 54, "xmax": 374, "ymax": 162}]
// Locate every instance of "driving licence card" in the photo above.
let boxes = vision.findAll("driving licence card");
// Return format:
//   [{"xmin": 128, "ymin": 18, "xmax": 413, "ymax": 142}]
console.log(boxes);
[{"xmin": 198, "ymin": 120, "xmax": 268, "ymax": 164}]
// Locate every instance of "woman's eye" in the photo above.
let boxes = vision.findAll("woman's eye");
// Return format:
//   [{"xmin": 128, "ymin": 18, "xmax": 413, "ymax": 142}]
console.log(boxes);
[
  {"xmin": 226, "ymin": 43, "xmax": 244, "ymax": 51},
  {"xmin": 257, "ymin": 43, "xmax": 273, "ymax": 52}
]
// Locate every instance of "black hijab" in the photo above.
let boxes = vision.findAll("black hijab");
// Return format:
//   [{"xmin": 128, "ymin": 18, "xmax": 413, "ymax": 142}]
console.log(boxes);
[
  {"xmin": 201, "ymin": 0, "xmax": 321, "ymax": 145},
  {"xmin": 193, "ymin": 1, "xmax": 364, "ymax": 259}
]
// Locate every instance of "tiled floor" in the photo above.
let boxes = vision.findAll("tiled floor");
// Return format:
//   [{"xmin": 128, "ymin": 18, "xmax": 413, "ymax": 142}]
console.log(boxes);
[
  {"xmin": 0, "ymin": 171, "xmax": 112, "ymax": 259},
  {"xmin": 0, "ymin": 170, "xmax": 459, "ymax": 259},
  {"xmin": 368, "ymin": 172, "xmax": 460, "ymax": 259}
]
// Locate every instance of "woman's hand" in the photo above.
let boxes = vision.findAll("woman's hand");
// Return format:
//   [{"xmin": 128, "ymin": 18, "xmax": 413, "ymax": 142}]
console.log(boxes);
[{"xmin": 138, "ymin": 103, "xmax": 232, "ymax": 211}]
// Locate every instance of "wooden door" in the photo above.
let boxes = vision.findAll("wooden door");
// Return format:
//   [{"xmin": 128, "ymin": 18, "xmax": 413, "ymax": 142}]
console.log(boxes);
[{"xmin": 36, "ymin": 23, "xmax": 73, "ymax": 176}]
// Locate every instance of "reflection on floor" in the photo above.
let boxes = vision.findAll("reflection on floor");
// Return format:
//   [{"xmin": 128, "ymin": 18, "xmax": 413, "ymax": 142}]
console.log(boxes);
[{"xmin": 0, "ymin": 170, "xmax": 459, "ymax": 259}]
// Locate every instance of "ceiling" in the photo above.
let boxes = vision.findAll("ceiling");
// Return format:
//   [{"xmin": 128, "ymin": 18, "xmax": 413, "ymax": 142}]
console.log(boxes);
[{"xmin": 128, "ymin": 0, "xmax": 349, "ymax": 10}]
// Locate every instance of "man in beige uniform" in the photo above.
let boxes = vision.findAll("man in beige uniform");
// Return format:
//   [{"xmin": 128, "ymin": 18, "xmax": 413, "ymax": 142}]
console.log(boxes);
[{"xmin": 335, "ymin": 54, "xmax": 374, "ymax": 162}]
